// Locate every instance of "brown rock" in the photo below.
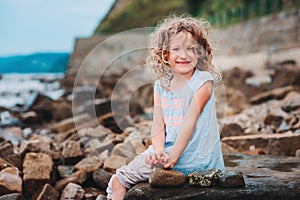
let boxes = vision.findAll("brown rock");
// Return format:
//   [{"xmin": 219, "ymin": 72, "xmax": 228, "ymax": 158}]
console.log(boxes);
[
  {"xmin": 221, "ymin": 123, "xmax": 244, "ymax": 138},
  {"xmin": 103, "ymin": 155, "xmax": 126, "ymax": 173},
  {"xmin": 93, "ymin": 168, "xmax": 113, "ymax": 190},
  {"xmin": 29, "ymin": 94, "xmax": 53, "ymax": 122},
  {"xmin": 0, "ymin": 158, "xmax": 15, "ymax": 171},
  {"xmin": 0, "ymin": 141, "xmax": 14, "ymax": 159},
  {"xmin": 0, "ymin": 193, "xmax": 25, "ymax": 200},
  {"xmin": 60, "ymin": 183, "xmax": 85, "ymax": 200},
  {"xmin": 23, "ymin": 153, "xmax": 53, "ymax": 195},
  {"xmin": 149, "ymin": 168, "xmax": 186, "ymax": 187},
  {"xmin": 4, "ymin": 154, "xmax": 22, "ymax": 170},
  {"xmin": 250, "ymin": 85, "xmax": 297, "ymax": 104},
  {"xmin": 0, "ymin": 167, "xmax": 22, "ymax": 195},
  {"xmin": 31, "ymin": 183, "xmax": 59, "ymax": 200},
  {"xmin": 74, "ymin": 156, "xmax": 102, "ymax": 173},
  {"xmin": 62, "ymin": 141, "xmax": 83, "ymax": 165},
  {"xmin": 217, "ymin": 171, "xmax": 245, "ymax": 188},
  {"xmin": 222, "ymin": 132, "xmax": 300, "ymax": 156},
  {"xmin": 54, "ymin": 170, "xmax": 87, "ymax": 191}
]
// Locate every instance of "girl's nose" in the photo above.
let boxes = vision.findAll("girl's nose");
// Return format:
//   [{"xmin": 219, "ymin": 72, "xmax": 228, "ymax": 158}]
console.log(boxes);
[{"xmin": 178, "ymin": 49, "xmax": 188, "ymax": 58}]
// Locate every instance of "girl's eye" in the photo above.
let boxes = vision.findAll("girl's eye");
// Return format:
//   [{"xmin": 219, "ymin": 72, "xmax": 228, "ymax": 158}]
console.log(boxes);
[
  {"xmin": 171, "ymin": 48, "xmax": 179, "ymax": 51},
  {"xmin": 187, "ymin": 47, "xmax": 195, "ymax": 51}
]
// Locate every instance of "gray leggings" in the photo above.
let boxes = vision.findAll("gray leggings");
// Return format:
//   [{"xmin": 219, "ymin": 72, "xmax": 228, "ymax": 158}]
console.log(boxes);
[{"xmin": 106, "ymin": 152, "xmax": 152, "ymax": 199}]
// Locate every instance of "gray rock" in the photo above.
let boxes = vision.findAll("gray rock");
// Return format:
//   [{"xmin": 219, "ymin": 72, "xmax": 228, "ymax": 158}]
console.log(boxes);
[
  {"xmin": 0, "ymin": 167, "xmax": 22, "ymax": 196},
  {"xmin": 93, "ymin": 168, "xmax": 113, "ymax": 190},
  {"xmin": 217, "ymin": 171, "xmax": 245, "ymax": 188},
  {"xmin": 103, "ymin": 155, "xmax": 126, "ymax": 173},
  {"xmin": 60, "ymin": 183, "xmax": 85, "ymax": 200},
  {"xmin": 149, "ymin": 168, "xmax": 186, "ymax": 187},
  {"xmin": 0, "ymin": 193, "xmax": 25, "ymax": 200},
  {"xmin": 188, "ymin": 169, "xmax": 221, "ymax": 187},
  {"xmin": 74, "ymin": 156, "xmax": 102, "ymax": 173}
]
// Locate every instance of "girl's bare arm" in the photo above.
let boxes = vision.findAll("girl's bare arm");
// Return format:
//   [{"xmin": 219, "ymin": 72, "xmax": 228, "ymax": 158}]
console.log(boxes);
[{"xmin": 146, "ymin": 91, "xmax": 168, "ymax": 168}]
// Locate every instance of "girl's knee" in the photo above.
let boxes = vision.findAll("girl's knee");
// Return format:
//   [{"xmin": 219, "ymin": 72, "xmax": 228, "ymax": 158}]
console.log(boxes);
[{"xmin": 111, "ymin": 175, "xmax": 124, "ymax": 189}]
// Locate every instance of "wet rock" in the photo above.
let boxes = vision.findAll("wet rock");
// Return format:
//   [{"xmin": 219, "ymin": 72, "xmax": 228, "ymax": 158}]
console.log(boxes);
[
  {"xmin": 62, "ymin": 141, "xmax": 83, "ymax": 165},
  {"xmin": 57, "ymin": 165, "xmax": 74, "ymax": 178},
  {"xmin": 217, "ymin": 171, "xmax": 245, "ymax": 188},
  {"xmin": 222, "ymin": 132, "xmax": 300, "ymax": 156},
  {"xmin": 124, "ymin": 154, "xmax": 300, "ymax": 199},
  {"xmin": 0, "ymin": 193, "xmax": 25, "ymax": 200},
  {"xmin": 93, "ymin": 168, "xmax": 113, "ymax": 190},
  {"xmin": 31, "ymin": 183, "xmax": 59, "ymax": 200},
  {"xmin": 74, "ymin": 156, "xmax": 102, "ymax": 174},
  {"xmin": 250, "ymin": 85, "xmax": 297, "ymax": 104},
  {"xmin": 188, "ymin": 169, "xmax": 221, "ymax": 187},
  {"xmin": 54, "ymin": 170, "xmax": 87, "ymax": 191},
  {"xmin": 103, "ymin": 155, "xmax": 126, "ymax": 173},
  {"xmin": 0, "ymin": 167, "xmax": 22, "ymax": 195},
  {"xmin": 23, "ymin": 153, "xmax": 53, "ymax": 196},
  {"xmin": 149, "ymin": 168, "xmax": 186, "ymax": 187},
  {"xmin": 60, "ymin": 183, "xmax": 84, "ymax": 200}
]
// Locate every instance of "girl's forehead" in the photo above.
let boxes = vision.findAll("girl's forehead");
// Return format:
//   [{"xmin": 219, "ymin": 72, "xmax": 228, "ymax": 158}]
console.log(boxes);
[{"xmin": 169, "ymin": 31, "xmax": 196, "ymax": 45}]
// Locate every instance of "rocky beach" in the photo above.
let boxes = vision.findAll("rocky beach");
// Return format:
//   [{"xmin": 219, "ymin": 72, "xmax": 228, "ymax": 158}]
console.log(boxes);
[{"xmin": 1, "ymin": 6, "xmax": 300, "ymax": 200}]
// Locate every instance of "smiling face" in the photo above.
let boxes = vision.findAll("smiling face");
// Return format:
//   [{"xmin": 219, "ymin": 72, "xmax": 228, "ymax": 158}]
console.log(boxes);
[{"xmin": 167, "ymin": 31, "xmax": 198, "ymax": 79}]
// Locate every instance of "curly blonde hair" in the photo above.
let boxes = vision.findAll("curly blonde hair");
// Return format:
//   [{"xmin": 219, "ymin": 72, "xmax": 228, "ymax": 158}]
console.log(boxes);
[{"xmin": 146, "ymin": 15, "xmax": 222, "ymax": 85}]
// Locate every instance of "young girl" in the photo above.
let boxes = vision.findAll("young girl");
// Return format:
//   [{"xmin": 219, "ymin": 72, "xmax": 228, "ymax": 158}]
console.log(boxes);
[{"xmin": 106, "ymin": 16, "xmax": 225, "ymax": 200}]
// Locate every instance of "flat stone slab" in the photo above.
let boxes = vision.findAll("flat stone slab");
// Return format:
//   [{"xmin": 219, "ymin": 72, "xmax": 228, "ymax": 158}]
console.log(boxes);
[{"xmin": 124, "ymin": 154, "xmax": 300, "ymax": 199}]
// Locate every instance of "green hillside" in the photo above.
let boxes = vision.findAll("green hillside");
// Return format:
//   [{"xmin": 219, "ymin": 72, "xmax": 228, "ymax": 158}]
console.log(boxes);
[
  {"xmin": 95, "ymin": 0, "xmax": 297, "ymax": 34},
  {"xmin": 94, "ymin": 0, "xmax": 190, "ymax": 34}
]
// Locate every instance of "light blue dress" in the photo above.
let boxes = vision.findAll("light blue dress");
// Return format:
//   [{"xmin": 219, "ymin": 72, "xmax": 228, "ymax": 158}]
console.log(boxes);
[{"xmin": 148, "ymin": 69, "xmax": 225, "ymax": 175}]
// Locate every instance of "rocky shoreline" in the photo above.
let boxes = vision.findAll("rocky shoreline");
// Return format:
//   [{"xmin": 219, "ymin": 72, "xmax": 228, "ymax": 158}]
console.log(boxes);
[{"xmin": 0, "ymin": 59, "xmax": 300, "ymax": 199}]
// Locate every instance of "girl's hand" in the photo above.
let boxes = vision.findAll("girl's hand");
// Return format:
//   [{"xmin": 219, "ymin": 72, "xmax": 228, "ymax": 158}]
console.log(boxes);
[
  {"xmin": 146, "ymin": 150, "xmax": 169, "ymax": 169},
  {"xmin": 163, "ymin": 154, "xmax": 178, "ymax": 169}
]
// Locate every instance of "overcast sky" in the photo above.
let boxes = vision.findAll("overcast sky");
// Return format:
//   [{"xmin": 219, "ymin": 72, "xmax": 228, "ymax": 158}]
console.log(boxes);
[{"xmin": 0, "ymin": 0, "xmax": 115, "ymax": 56}]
